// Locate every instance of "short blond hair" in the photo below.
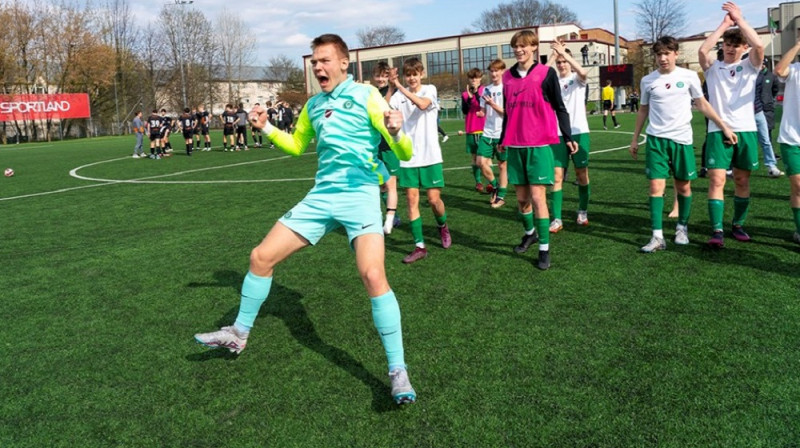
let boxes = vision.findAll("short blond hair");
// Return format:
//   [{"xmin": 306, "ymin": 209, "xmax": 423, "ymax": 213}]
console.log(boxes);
[{"xmin": 510, "ymin": 30, "xmax": 539, "ymax": 48}]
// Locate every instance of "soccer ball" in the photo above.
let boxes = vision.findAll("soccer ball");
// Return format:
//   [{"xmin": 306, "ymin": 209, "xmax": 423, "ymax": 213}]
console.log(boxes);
[
  {"xmin": 457, "ymin": 130, "xmax": 464, "ymax": 136},
  {"xmin": 4, "ymin": 168, "xmax": 13, "ymax": 177}
]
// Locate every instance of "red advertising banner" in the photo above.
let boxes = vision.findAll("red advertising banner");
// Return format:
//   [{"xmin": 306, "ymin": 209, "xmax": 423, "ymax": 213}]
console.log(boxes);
[{"xmin": 0, "ymin": 93, "xmax": 91, "ymax": 121}]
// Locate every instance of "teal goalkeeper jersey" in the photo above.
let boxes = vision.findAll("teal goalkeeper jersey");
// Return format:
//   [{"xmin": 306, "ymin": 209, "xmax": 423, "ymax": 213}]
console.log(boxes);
[{"xmin": 267, "ymin": 75, "xmax": 412, "ymax": 188}]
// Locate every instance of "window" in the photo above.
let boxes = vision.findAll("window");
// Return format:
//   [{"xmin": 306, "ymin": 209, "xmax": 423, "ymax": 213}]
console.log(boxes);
[
  {"xmin": 426, "ymin": 50, "xmax": 459, "ymax": 76},
  {"xmin": 361, "ymin": 59, "xmax": 389, "ymax": 82},
  {"xmin": 501, "ymin": 44, "xmax": 515, "ymax": 59},
  {"xmin": 462, "ymin": 46, "xmax": 498, "ymax": 72},
  {"xmin": 392, "ymin": 54, "xmax": 423, "ymax": 73}
]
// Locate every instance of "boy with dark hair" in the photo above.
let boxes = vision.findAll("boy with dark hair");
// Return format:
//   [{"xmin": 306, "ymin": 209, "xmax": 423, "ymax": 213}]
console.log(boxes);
[
  {"xmin": 499, "ymin": 30, "xmax": 576, "ymax": 270},
  {"xmin": 159, "ymin": 108, "xmax": 174, "ymax": 155},
  {"xmin": 479, "ymin": 59, "xmax": 508, "ymax": 208},
  {"xmin": 146, "ymin": 109, "xmax": 163, "ymax": 159},
  {"xmin": 236, "ymin": 102, "xmax": 249, "ymax": 150},
  {"xmin": 250, "ymin": 102, "xmax": 263, "ymax": 148},
  {"xmin": 221, "ymin": 104, "xmax": 237, "ymax": 151},
  {"xmin": 773, "ymin": 35, "xmax": 800, "ymax": 244},
  {"xmin": 462, "ymin": 68, "xmax": 487, "ymax": 192},
  {"xmin": 195, "ymin": 33, "xmax": 417, "ymax": 405},
  {"xmin": 631, "ymin": 36, "xmax": 737, "ymax": 253},
  {"xmin": 388, "ymin": 58, "xmax": 452, "ymax": 263},
  {"xmin": 179, "ymin": 107, "xmax": 195, "ymax": 156},
  {"xmin": 196, "ymin": 105, "xmax": 212, "ymax": 151},
  {"xmin": 698, "ymin": 1, "xmax": 764, "ymax": 247},
  {"xmin": 132, "ymin": 110, "xmax": 145, "ymax": 158}
]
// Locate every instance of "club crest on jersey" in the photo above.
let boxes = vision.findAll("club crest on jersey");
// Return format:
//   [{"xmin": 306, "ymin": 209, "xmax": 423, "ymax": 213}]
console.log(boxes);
[
  {"xmin": 324, "ymin": 109, "xmax": 334, "ymax": 118},
  {"xmin": 676, "ymin": 81, "xmax": 685, "ymax": 88},
  {"xmin": 343, "ymin": 100, "xmax": 353, "ymax": 109}
]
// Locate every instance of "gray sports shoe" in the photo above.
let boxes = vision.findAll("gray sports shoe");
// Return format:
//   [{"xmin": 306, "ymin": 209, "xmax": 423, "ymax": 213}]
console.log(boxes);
[
  {"xmin": 389, "ymin": 368, "xmax": 416, "ymax": 404},
  {"xmin": 194, "ymin": 326, "xmax": 248, "ymax": 354},
  {"xmin": 674, "ymin": 226, "xmax": 689, "ymax": 245},
  {"xmin": 640, "ymin": 236, "xmax": 666, "ymax": 253}
]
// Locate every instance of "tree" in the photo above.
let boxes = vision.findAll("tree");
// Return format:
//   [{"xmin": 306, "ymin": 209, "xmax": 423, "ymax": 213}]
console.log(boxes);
[
  {"xmin": 215, "ymin": 8, "xmax": 255, "ymax": 103},
  {"xmin": 633, "ymin": 0, "xmax": 688, "ymax": 42},
  {"xmin": 264, "ymin": 54, "xmax": 301, "ymax": 81},
  {"xmin": 470, "ymin": 0, "xmax": 578, "ymax": 32},
  {"xmin": 356, "ymin": 25, "xmax": 405, "ymax": 48}
]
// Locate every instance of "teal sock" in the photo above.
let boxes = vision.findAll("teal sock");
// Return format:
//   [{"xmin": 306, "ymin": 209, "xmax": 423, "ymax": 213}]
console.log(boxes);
[
  {"xmin": 733, "ymin": 196, "xmax": 750, "ymax": 226},
  {"xmin": 234, "ymin": 271, "xmax": 273, "ymax": 332},
  {"xmin": 371, "ymin": 290, "xmax": 405, "ymax": 371},
  {"xmin": 578, "ymin": 184, "xmax": 590, "ymax": 211}
]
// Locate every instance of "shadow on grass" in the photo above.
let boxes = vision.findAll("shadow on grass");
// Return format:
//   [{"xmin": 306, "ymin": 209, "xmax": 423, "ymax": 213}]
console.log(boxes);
[{"xmin": 187, "ymin": 273, "xmax": 398, "ymax": 413}]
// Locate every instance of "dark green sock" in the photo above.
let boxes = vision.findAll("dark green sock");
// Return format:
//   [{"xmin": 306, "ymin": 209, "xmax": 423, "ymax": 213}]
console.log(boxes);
[
  {"xmin": 490, "ymin": 179, "xmax": 498, "ymax": 188},
  {"xmin": 708, "ymin": 199, "xmax": 724, "ymax": 231},
  {"xmin": 519, "ymin": 211, "xmax": 534, "ymax": 233},
  {"xmin": 410, "ymin": 218, "xmax": 424, "ymax": 245},
  {"xmin": 535, "ymin": 218, "xmax": 550, "ymax": 244},
  {"xmin": 649, "ymin": 195, "xmax": 664, "ymax": 231},
  {"xmin": 733, "ymin": 196, "xmax": 750, "ymax": 226},
  {"xmin": 578, "ymin": 184, "xmax": 590, "ymax": 211},
  {"xmin": 677, "ymin": 194, "xmax": 692, "ymax": 226},
  {"xmin": 498, "ymin": 187, "xmax": 507, "ymax": 199},
  {"xmin": 472, "ymin": 165, "xmax": 482, "ymax": 183},
  {"xmin": 793, "ymin": 207, "xmax": 800, "ymax": 233},
  {"xmin": 435, "ymin": 212, "xmax": 447, "ymax": 226},
  {"xmin": 551, "ymin": 190, "xmax": 563, "ymax": 220}
]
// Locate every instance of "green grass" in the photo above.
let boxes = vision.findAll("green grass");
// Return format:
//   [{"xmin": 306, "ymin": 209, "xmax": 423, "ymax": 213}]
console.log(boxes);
[{"xmin": 1, "ymin": 113, "xmax": 799, "ymax": 447}]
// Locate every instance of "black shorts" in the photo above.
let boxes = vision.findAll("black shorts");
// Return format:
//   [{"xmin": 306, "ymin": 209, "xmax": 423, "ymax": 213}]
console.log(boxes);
[
  {"xmin": 160, "ymin": 129, "xmax": 169, "ymax": 139},
  {"xmin": 603, "ymin": 100, "xmax": 612, "ymax": 111},
  {"xmin": 223, "ymin": 126, "xmax": 234, "ymax": 136},
  {"xmin": 251, "ymin": 127, "xmax": 261, "ymax": 134},
  {"xmin": 236, "ymin": 126, "xmax": 247, "ymax": 136},
  {"xmin": 193, "ymin": 127, "xmax": 200, "ymax": 135},
  {"xmin": 183, "ymin": 130, "xmax": 194, "ymax": 140},
  {"xmin": 149, "ymin": 132, "xmax": 161, "ymax": 141}
]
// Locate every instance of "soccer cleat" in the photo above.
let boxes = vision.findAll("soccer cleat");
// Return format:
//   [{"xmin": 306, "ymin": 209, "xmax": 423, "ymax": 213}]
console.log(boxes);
[
  {"xmin": 639, "ymin": 236, "xmax": 666, "ymax": 253},
  {"xmin": 603, "ymin": 126, "xmax": 607, "ymax": 130},
  {"xmin": 549, "ymin": 219, "xmax": 563, "ymax": 233},
  {"xmin": 475, "ymin": 183, "xmax": 484, "ymax": 193},
  {"xmin": 576, "ymin": 211, "xmax": 589, "ymax": 226},
  {"xmin": 699, "ymin": 167, "xmax": 708, "ymax": 178},
  {"xmin": 194, "ymin": 326, "xmax": 248, "ymax": 354},
  {"xmin": 514, "ymin": 232, "xmax": 538, "ymax": 254},
  {"xmin": 485, "ymin": 184, "xmax": 495, "ymax": 195},
  {"xmin": 674, "ymin": 226, "xmax": 690, "ymax": 245},
  {"xmin": 537, "ymin": 250, "xmax": 551, "ymax": 270},
  {"xmin": 614, "ymin": 124, "xmax": 621, "ymax": 129},
  {"xmin": 393, "ymin": 215, "xmax": 401, "ymax": 228},
  {"xmin": 731, "ymin": 225, "xmax": 751, "ymax": 242},
  {"xmin": 767, "ymin": 166, "xmax": 784, "ymax": 178},
  {"xmin": 442, "ymin": 135, "xmax": 449, "ymax": 143},
  {"xmin": 132, "ymin": 154, "xmax": 139, "ymax": 159},
  {"xmin": 490, "ymin": 197, "xmax": 506, "ymax": 209},
  {"xmin": 389, "ymin": 368, "xmax": 416, "ymax": 404},
  {"xmin": 794, "ymin": 232, "xmax": 800, "ymax": 245},
  {"xmin": 402, "ymin": 247, "xmax": 428, "ymax": 264},
  {"xmin": 439, "ymin": 224, "xmax": 452, "ymax": 249},
  {"xmin": 707, "ymin": 231, "xmax": 725, "ymax": 248}
]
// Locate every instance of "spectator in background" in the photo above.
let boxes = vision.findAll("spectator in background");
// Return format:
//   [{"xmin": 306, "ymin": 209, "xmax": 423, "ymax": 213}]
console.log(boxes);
[
  {"xmin": 580, "ymin": 44, "xmax": 589, "ymax": 65},
  {"xmin": 281, "ymin": 101, "xmax": 295, "ymax": 133},
  {"xmin": 132, "ymin": 110, "xmax": 145, "ymax": 158},
  {"xmin": 628, "ymin": 89, "xmax": 639, "ymax": 113},
  {"xmin": 755, "ymin": 60, "xmax": 782, "ymax": 177}
]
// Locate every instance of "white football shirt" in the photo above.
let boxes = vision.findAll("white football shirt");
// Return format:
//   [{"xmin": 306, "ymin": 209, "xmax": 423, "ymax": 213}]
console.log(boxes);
[
  {"xmin": 557, "ymin": 72, "xmax": 589, "ymax": 135},
  {"xmin": 778, "ymin": 62, "xmax": 800, "ymax": 146},
  {"xmin": 704, "ymin": 58, "xmax": 759, "ymax": 133},
  {"xmin": 640, "ymin": 66, "xmax": 704, "ymax": 145},
  {"xmin": 389, "ymin": 84, "xmax": 442, "ymax": 167},
  {"xmin": 480, "ymin": 83, "xmax": 504, "ymax": 139}
]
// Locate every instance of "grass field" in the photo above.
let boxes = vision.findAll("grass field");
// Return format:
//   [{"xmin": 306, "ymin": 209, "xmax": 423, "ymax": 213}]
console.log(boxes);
[{"xmin": 1, "ymin": 112, "xmax": 799, "ymax": 447}]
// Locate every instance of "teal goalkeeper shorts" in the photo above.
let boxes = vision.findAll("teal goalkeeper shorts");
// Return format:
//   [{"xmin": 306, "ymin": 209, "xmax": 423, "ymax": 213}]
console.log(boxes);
[{"xmin": 279, "ymin": 185, "xmax": 383, "ymax": 246}]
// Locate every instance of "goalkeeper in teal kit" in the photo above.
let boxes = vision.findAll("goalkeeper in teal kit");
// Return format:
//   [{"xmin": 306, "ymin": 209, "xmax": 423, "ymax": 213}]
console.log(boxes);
[{"xmin": 194, "ymin": 34, "xmax": 417, "ymax": 405}]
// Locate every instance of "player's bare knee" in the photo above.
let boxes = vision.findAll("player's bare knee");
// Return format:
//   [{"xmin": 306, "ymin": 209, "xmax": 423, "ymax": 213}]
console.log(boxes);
[
  {"xmin": 249, "ymin": 246, "xmax": 276, "ymax": 272},
  {"xmin": 359, "ymin": 265, "xmax": 386, "ymax": 289}
]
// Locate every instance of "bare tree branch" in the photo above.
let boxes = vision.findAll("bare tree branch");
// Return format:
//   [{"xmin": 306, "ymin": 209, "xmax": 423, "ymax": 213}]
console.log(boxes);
[{"xmin": 356, "ymin": 25, "xmax": 405, "ymax": 48}]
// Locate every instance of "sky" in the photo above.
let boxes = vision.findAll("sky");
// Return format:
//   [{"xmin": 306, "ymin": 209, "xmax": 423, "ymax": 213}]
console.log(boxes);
[{"xmin": 127, "ymin": 0, "xmax": 773, "ymax": 65}]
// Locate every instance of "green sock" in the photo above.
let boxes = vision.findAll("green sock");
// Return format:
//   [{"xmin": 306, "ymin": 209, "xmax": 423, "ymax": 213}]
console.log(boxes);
[
  {"xmin": 472, "ymin": 165, "xmax": 482, "ymax": 183},
  {"xmin": 519, "ymin": 211, "xmax": 535, "ymax": 233},
  {"xmin": 733, "ymin": 196, "xmax": 750, "ymax": 226},
  {"xmin": 550, "ymin": 190, "xmax": 563, "ymax": 220},
  {"xmin": 435, "ymin": 212, "xmax": 447, "ymax": 226},
  {"xmin": 578, "ymin": 184, "xmax": 590, "ymax": 211},
  {"xmin": 497, "ymin": 187, "xmax": 507, "ymax": 199},
  {"xmin": 793, "ymin": 207, "xmax": 800, "ymax": 233},
  {"xmin": 649, "ymin": 195, "xmax": 664, "ymax": 231},
  {"xmin": 490, "ymin": 179, "xmax": 498, "ymax": 189},
  {"xmin": 536, "ymin": 218, "xmax": 550, "ymax": 244},
  {"xmin": 708, "ymin": 199, "xmax": 724, "ymax": 231},
  {"xmin": 410, "ymin": 217, "xmax": 424, "ymax": 244},
  {"xmin": 677, "ymin": 194, "xmax": 692, "ymax": 226}
]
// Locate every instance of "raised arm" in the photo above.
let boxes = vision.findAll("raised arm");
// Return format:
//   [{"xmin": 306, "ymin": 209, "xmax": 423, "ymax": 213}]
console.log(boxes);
[
  {"xmin": 699, "ymin": 13, "xmax": 735, "ymax": 71},
  {"xmin": 776, "ymin": 35, "xmax": 800, "ymax": 78},
  {"xmin": 724, "ymin": 2, "xmax": 764, "ymax": 69},
  {"xmin": 552, "ymin": 41, "xmax": 588, "ymax": 81}
]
